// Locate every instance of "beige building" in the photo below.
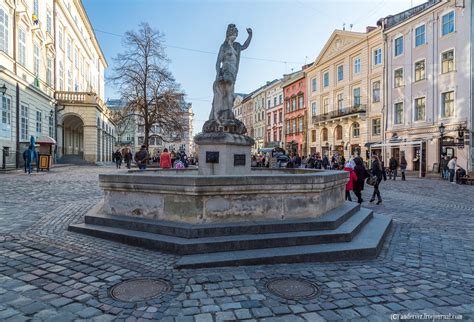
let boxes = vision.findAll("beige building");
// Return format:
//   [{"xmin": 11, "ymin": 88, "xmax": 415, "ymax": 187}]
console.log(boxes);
[
  {"xmin": 0, "ymin": 0, "xmax": 114, "ymax": 167},
  {"xmin": 252, "ymin": 86, "xmax": 266, "ymax": 152},
  {"xmin": 381, "ymin": 0, "xmax": 473, "ymax": 173},
  {"xmin": 307, "ymin": 28, "xmax": 384, "ymax": 160}
]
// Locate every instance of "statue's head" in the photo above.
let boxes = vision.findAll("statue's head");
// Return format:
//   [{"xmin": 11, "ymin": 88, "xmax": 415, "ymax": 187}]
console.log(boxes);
[{"xmin": 226, "ymin": 24, "xmax": 238, "ymax": 42}]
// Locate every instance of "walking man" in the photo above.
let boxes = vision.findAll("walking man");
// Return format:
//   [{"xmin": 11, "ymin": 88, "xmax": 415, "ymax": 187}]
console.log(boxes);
[
  {"xmin": 134, "ymin": 145, "xmax": 149, "ymax": 171},
  {"xmin": 447, "ymin": 156, "xmax": 457, "ymax": 183},
  {"xmin": 389, "ymin": 156, "xmax": 398, "ymax": 180}
]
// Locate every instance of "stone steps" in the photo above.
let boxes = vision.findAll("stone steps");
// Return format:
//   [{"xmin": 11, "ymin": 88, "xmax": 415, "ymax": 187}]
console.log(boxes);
[
  {"xmin": 69, "ymin": 207, "xmax": 373, "ymax": 255},
  {"xmin": 176, "ymin": 214, "xmax": 392, "ymax": 268},
  {"xmin": 83, "ymin": 202, "xmax": 361, "ymax": 238}
]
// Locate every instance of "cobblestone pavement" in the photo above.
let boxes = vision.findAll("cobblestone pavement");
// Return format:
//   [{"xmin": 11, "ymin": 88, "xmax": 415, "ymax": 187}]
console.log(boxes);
[{"xmin": 0, "ymin": 166, "xmax": 473, "ymax": 321}]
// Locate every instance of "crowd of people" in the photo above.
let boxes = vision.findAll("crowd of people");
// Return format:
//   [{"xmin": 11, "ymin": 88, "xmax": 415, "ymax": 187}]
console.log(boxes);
[{"xmin": 112, "ymin": 145, "xmax": 197, "ymax": 171}]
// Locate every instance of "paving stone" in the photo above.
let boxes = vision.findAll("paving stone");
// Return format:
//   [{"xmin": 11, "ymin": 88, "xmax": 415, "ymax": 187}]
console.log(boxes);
[
  {"xmin": 235, "ymin": 309, "xmax": 252, "ymax": 320},
  {"xmin": 194, "ymin": 313, "xmax": 213, "ymax": 322},
  {"xmin": 252, "ymin": 307, "xmax": 273, "ymax": 318}
]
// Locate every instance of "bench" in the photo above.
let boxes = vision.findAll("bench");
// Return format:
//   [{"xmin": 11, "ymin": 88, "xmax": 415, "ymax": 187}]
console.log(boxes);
[{"xmin": 460, "ymin": 172, "xmax": 474, "ymax": 185}]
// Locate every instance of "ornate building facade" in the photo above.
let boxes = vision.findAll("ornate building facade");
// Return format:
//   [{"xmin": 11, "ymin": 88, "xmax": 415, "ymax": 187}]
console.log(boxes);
[{"xmin": 265, "ymin": 79, "xmax": 284, "ymax": 148}]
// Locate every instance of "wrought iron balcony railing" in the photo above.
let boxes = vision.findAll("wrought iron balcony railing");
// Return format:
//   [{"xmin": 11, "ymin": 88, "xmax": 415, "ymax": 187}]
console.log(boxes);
[{"xmin": 312, "ymin": 105, "xmax": 367, "ymax": 123}]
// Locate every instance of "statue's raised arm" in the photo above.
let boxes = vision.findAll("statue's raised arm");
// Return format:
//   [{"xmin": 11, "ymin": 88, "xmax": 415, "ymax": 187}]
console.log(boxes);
[{"xmin": 241, "ymin": 28, "xmax": 252, "ymax": 50}]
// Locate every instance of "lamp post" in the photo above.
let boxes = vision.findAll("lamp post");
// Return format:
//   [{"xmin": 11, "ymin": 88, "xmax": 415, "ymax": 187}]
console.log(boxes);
[
  {"xmin": 0, "ymin": 84, "xmax": 7, "ymax": 96},
  {"xmin": 438, "ymin": 123, "xmax": 445, "ymax": 173}
]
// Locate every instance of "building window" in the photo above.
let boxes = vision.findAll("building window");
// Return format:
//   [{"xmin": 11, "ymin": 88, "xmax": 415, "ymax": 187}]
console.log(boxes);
[
  {"xmin": 374, "ymin": 48, "xmax": 382, "ymax": 65},
  {"xmin": 74, "ymin": 47, "xmax": 79, "ymax": 69},
  {"xmin": 67, "ymin": 37, "xmax": 72, "ymax": 60},
  {"xmin": 59, "ymin": 62, "xmax": 64, "ymax": 90},
  {"xmin": 286, "ymin": 121, "xmax": 290, "ymax": 134},
  {"xmin": 279, "ymin": 95, "xmax": 282, "ymax": 104},
  {"xmin": 33, "ymin": 0, "xmax": 39, "ymax": 15},
  {"xmin": 273, "ymin": 97, "xmax": 277, "ymax": 106},
  {"xmin": 292, "ymin": 98, "xmax": 296, "ymax": 111},
  {"xmin": 322, "ymin": 128, "xmax": 328, "ymax": 141},
  {"xmin": 394, "ymin": 36, "xmax": 403, "ymax": 57},
  {"xmin": 414, "ymin": 97, "xmax": 425, "ymax": 121},
  {"xmin": 20, "ymin": 104, "xmax": 28, "ymax": 140},
  {"xmin": 298, "ymin": 96, "xmax": 304, "ymax": 109},
  {"xmin": 335, "ymin": 126, "xmax": 342, "ymax": 140},
  {"xmin": 58, "ymin": 27, "xmax": 63, "ymax": 50},
  {"xmin": 372, "ymin": 118, "xmax": 381, "ymax": 135},
  {"xmin": 311, "ymin": 130, "xmax": 316, "ymax": 142},
  {"xmin": 49, "ymin": 115, "xmax": 54, "ymax": 137},
  {"xmin": 292, "ymin": 119, "xmax": 297, "ymax": 133},
  {"xmin": 372, "ymin": 81, "xmax": 380, "ymax": 102},
  {"xmin": 67, "ymin": 69, "xmax": 72, "ymax": 91},
  {"xmin": 323, "ymin": 98, "xmax": 329, "ymax": 114},
  {"xmin": 273, "ymin": 112, "xmax": 277, "ymax": 124},
  {"xmin": 442, "ymin": 11, "xmax": 455, "ymax": 36},
  {"xmin": 267, "ymin": 99, "xmax": 271, "ymax": 108},
  {"xmin": 36, "ymin": 111, "xmax": 42, "ymax": 134},
  {"xmin": 441, "ymin": 91, "xmax": 454, "ymax": 118},
  {"xmin": 441, "ymin": 50, "xmax": 454, "ymax": 73},
  {"xmin": 0, "ymin": 8, "xmax": 9, "ymax": 54},
  {"xmin": 394, "ymin": 102, "xmax": 403, "ymax": 124},
  {"xmin": 298, "ymin": 118, "xmax": 303, "ymax": 132},
  {"xmin": 286, "ymin": 100, "xmax": 290, "ymax": 112},
  {"xmin": 354, "ymin": 58, "xmax": 361, "ymax": 74},
  {"xmin": 311, "ymin": 102, "xmax": 316, "ymax": 115},
  {"xmin": 337, "ymin": 65, "xmax": 343, "ymax": 81},
  {"xmin": 311, "ymin": 78, "xmax": 317, "ymax": 92},
  {"xmin": 279, "ymin": 111, "xmax": 282, "ymax": 123},
  {"xmin": 394, "ymin": 68, "xmax": 404, "ymax": 87},
  {"xmin": 33, "ymin": 43, "xmax": 40, "ymax": 76},
  {"xmin": 46, "ymin": 56, "xmax": 52, "ymax": 86},
  {"xmin": 46, "ymin": 10, "xmax": 52, "ymax": 34},
  {"xmin": 267, "ymin": 114, "xmax": 271, "ymax": 125},
  {"xmin": 414, "ymin": 60, "xmax": 425, "ymax": 81},
  {"xmin": 18, "ymin": 28, "xmax": 26, "ymax": 66},
  {"xmin": 415, "ymin": 25, "xmax": 425, "ymax": 47},
  {"xmin": 337, "ymin": 93, "xmax": 343, "ymax": 111},
  {"xmin": 353, "ymin": 88, "xmax": 360, "ymax": 107},
  {"xmin": 1, "ymin": 95, "xmax": 11, "ymax": 127},
  {"xmin": 352, "ymin": 123, "xmax": 360, "ymax": 138},
  {"xmin": 323, "ymin": 72, "xmax": 329, "ymax": 87}
]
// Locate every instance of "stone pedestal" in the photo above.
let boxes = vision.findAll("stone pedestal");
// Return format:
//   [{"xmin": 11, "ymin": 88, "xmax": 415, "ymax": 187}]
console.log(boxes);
[{"xmin": 194, "ymin": 132, "xmax": 254, "ymax": 176}]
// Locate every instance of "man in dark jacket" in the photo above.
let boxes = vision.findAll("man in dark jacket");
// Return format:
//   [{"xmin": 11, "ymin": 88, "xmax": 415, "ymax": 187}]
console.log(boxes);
[
  {"xmin": 353, "ymin": 157, "xmax": 369, "ymax": 204},
  {"xmin": 370, "ymin": 155, "xmax": 383, "ymax": 205},
  {"xmin": 134, "ymin": 145, "xmax": 149, "ymax": 171},
  {"xmin": 322, "ymin": 155, "xmax": 329, "ymax": 169},
  {"xmin": 389, "ymin": 156, "xmax": 398, "ymax": 180}
]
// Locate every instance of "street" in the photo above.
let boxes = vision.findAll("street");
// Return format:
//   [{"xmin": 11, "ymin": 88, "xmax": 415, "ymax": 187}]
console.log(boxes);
[{"xmin": 0, "ymin": 165, "xmax": 473, "ymax": 321}]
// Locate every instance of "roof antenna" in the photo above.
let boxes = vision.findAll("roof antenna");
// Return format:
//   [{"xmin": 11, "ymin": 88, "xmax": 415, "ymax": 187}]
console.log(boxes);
[{"xmin": 343, "ymin": 23, "xmax": 346, "ymax": 31}]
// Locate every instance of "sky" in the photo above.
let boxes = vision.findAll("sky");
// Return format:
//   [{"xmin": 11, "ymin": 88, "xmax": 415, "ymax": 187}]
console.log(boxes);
[{"xmin": 82, "ymin": 0, "xmax": 426, "ymax": 134}]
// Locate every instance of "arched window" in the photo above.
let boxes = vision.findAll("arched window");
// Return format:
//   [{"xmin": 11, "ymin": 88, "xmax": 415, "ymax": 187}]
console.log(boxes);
[
  {"xmin": 335, "ymin": 125, "xmax": 343, "ymax": 140},
  {"xmin": 322, "ymin": 128, "xmax": 328, "ymax": 141},
  {"xmin": 352, "ymin": 123, "xmax": 360, "ymax": 138}
]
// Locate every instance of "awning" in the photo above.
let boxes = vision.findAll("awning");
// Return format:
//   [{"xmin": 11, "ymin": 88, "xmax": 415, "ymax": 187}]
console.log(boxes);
[
  {"xmin": 364, "ymin": 142, "xmax": 381, "ymax": 147},
  {"xmin": 35, "ymin": 135, "xmax": 57, "ymax": 145}
]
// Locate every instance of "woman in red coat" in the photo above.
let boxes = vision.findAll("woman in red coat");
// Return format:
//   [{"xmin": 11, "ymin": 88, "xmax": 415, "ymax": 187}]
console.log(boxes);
[
  {"xmin": 344, "ymin": 161, "xmax": 358, "ymax": 202},
  {"xmin": 160, "ymin": 148, "xmax": 172, "ymax": 169}
]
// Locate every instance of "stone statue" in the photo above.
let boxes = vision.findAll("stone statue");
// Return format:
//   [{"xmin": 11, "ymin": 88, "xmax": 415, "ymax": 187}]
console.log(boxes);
[{"xmin": 203, "ymin": 24, "xmax": 252, "ymax": 134}]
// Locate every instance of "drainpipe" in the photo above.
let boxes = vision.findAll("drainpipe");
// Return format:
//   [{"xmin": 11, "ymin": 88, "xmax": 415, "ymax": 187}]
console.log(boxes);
[
  {"xmin": 383, "ymin": 28, "xmax": 389, "ymax": 168},
  {"xmin": 14, "ymin": 0, "xmax": 19, "ymax": 168}
]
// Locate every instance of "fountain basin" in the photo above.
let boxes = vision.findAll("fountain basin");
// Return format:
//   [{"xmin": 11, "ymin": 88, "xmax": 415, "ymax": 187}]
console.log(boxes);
[{"xmin": 98, "ymin": 168, "xmax": 348, "ymax": 224}]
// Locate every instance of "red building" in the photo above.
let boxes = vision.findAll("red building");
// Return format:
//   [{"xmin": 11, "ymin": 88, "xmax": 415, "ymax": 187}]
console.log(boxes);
[{"xmin": 282, "ymin": 64, "xmax": 312, "ymax": 156}]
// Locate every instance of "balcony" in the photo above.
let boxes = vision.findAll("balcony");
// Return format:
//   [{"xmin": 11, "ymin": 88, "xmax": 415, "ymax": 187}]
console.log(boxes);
[
  {"xmin": 312, "ymin": 105, "xmax": 366, "ymax": 124},
  {"xmin": 55, "ymin": 91, "xmax": 105, "ymax": 108}
]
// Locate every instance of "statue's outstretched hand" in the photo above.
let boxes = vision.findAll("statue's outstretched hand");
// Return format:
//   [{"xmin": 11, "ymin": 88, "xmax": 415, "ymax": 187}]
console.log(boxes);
[{"xmin": 247, "ymin": 28, "xmax": 252, "ymax": 34}]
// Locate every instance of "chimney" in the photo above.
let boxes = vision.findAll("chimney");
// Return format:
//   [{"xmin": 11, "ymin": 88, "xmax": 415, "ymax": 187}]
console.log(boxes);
[{"xmin": 366, "ymin": 26, "xmax": 377, "ymax": 33}]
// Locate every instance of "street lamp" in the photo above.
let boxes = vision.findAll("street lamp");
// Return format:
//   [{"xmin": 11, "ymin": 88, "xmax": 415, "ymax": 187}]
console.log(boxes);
[
  {"xmin": 438, "ymin": 123, "xmax": 445, "ymax": 173},
  {"xmin": 0, "ymin": 84, "xmax": 7, "ymax": 96}
]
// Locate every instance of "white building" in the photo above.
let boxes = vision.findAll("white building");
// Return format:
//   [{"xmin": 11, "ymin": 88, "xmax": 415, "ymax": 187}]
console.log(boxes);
[
  {"xmin": 0, "ymin": 0, "xmax": 114, "ymax": 168},
  {"xmin": 264, "ymin": 79, "xmax": 284, "ymax": 148},
  {"xmin": 381, "ymin": 0, "xmax": 473, "ymax": 173}
]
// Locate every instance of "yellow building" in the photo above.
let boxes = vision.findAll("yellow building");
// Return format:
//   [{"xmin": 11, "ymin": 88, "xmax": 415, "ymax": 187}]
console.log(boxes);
[{"xmin": 306, "ymin": 27, "xmax": 384, "ymax": 160}]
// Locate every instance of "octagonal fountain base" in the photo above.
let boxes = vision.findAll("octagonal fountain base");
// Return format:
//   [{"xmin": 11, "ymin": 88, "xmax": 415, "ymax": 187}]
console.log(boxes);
[{"xmin": 69, "ymin": 168, "xmax": 392, "ymax": 268}]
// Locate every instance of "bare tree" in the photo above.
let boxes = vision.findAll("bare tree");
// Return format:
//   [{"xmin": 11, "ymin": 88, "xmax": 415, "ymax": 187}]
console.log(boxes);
[{"xmin": 110, "ymin": 23, "xmax": 186, "ymax": 152}]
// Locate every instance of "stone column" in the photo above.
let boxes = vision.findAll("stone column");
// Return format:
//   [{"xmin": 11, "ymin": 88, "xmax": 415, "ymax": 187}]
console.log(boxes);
[{"xmin": 83, "ymin": 125, "xmax": 98, "ymax": 162}]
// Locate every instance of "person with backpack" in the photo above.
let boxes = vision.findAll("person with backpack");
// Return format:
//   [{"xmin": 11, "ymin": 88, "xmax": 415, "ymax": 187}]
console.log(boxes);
[
  {"xmin": 114, "ymin": 149, "xmax": 122, "ymax": 169},
  {"xmin": 400, "ymin": 155, "xmax": 407, "ymax": 181},
  {"xmin": 134, "ymin": 145, "xmax": 149, "ymax": 171}
]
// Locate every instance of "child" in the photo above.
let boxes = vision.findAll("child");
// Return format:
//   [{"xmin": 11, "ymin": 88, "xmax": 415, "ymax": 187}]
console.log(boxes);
[{"xmin": 344, "ymin": 161, "xmax": 358, "ymax": 201}]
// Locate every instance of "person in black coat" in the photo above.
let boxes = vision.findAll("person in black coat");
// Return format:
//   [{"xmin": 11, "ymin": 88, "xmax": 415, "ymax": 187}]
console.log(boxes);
[
  {"xmin": 353, "ymin": 157, "xmax": 369, "ymax": 204},
  {"xmin": 370, "ymin": 155, "xmax": 383, "ymax": 204}
]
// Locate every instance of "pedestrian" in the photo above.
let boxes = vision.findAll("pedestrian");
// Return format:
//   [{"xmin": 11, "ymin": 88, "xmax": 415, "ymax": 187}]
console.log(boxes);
[
  {"xmin": 400, "ymin": 155, "xmax": 407, "ymax": 181},
  {"xmin": 294, "ymin": 153, "xmax": 302, "ymax": 168},
  {"xmin": 370, "ymin": 154, "xmax": 383, "ymax": 205},
  {"xmin": 344, "ymin": 162, "xmax": 358, "ymax": 201},
  {"xmin": 381, "ymin": 159, "xmax": 387, "ymax": 181},
  {"xmin": 134, "ymin": 145, "xmax": 149, "ymax": 171},
  {"xmin": 322, "ymin": 154, "xmax": 329, "ymax": 169},
  {"xmin": 447, "ymin": 156, "xmax": 457, "ymax": 183},
  {"xmin": 353, "ymin": 157, "xmax": 369, "ymax": 204},
  {"xmin": 114, "ymin": 149, "xmax": 122, "ymax": 169},
  {"xmin": 440, "ymin": 156, "xmax": 449, "ymax": 180},
  {"xmin": 123, "ymin": 149, "xmax": 132, "ymax": 169},
  {"xmin": 160, "ymin": 148, "xmax": 172, "ymax": 169},
  {"xmin": 389, "ymin": 156, "xmax": 398, "ymax": 180}
]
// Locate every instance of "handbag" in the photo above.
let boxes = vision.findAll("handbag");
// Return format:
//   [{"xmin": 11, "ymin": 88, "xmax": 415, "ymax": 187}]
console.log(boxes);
[{"xmin": 366, "ymin": 175, "xmax": 377, "ymax": 186}]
